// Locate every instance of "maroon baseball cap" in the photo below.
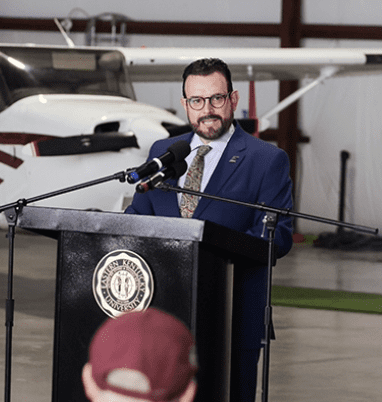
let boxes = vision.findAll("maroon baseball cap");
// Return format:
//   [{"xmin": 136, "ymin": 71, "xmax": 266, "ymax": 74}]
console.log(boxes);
[{"xmin": 89, "ymin": 308, "xmax": 198, "ymax": 401}]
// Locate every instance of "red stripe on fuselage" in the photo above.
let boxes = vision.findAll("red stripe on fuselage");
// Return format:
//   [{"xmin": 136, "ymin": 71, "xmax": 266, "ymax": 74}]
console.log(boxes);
[
  {"xmin": 0, "ymin": 133, "xmax": 55, "ymax": 145},
  {"xmin": 0, "ymin": 150, "xmax": 23, "ymax": 168}
]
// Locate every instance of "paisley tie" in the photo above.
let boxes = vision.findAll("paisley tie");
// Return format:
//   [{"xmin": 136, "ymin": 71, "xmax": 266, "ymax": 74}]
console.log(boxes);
[{"xmin": 180, "ymin": 145, "xmax": 212, "ymax": 218}]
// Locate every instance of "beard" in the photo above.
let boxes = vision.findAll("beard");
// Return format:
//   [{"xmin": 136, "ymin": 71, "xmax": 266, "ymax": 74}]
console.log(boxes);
[{"xmin": 188, "ymin": 111, "xmax": 234, "ymax": 141}]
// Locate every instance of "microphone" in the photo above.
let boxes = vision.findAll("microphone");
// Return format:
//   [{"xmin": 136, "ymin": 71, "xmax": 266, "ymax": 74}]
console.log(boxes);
[
  {"xmin": 136, "ymin": 160, "xmax": 187, "ymax": 194},
  {"xmin": 127, "ymin": 140, "xmax": 190, "ymax": 184}
]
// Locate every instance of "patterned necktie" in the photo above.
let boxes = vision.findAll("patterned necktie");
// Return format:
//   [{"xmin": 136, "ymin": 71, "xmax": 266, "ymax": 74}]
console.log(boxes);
[{"xmin": 180, "ymin": 145, "xmax": 212, "ymax": 218}]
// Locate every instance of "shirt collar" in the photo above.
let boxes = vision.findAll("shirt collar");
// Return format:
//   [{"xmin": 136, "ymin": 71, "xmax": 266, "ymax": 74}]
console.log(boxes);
[{"xmin": 190, "ymin": 124, "xmax": 235, "ymax": 151}]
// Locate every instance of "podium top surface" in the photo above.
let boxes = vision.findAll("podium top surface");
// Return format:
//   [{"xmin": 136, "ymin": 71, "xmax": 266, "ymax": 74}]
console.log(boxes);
[
  {"xmin": 14, "ymin": 206, "xmax": 206, "ymax": 240},
  {"xmin": 13, "ymin": 206, "xmax": 268, "ymax": 263}
]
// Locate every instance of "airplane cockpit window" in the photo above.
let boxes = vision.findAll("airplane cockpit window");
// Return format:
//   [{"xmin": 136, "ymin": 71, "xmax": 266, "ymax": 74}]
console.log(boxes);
[{"xmin": 0, "ymin": 47, "xmax": 135, "ymax": 110}]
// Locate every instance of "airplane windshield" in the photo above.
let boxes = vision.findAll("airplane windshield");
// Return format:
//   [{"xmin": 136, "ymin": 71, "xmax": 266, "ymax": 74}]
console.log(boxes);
[{"xmin": 0, "ymin": 46, "xmax": 135, "ymax": 110}]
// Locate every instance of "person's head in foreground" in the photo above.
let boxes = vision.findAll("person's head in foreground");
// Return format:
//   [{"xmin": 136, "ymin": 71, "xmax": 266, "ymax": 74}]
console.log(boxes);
[{"xmin": 82, "ymin": 308, "xmax": 198, "ymax": 402}]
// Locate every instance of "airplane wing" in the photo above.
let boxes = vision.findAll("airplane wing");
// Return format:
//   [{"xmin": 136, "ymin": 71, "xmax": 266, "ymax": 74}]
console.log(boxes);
[
  {"xmin": 117, "ymin": 47, "xmax": 382, "ymax": 131},
  {"xmin": 117, "ymin": 47, "xmax": 382, "ymax": 83}
]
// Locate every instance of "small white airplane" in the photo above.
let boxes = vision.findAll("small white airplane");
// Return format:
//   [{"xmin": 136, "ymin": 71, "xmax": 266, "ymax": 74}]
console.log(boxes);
[
  {"xmin": 1, "ymin": 43, "xmax": 382, "ymax": 228},
  {"xmin": 0, "ymin": 44, "xmax": 187, "ymax": 228}
]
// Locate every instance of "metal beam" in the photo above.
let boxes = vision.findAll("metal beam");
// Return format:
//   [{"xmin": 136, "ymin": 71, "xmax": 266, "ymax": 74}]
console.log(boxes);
[
  {"xmin": 302, "ymin": 24, "xmax": 382, "ymax": 40},
  {"xmin": 2, "ymin": 17, "xmax": 382, "ymax": 40},
  {"xmin": 277, "ymin": 0, "xmax": 302, "ymax": 189},
  {"xmin": 0, "ymin": 17, "xmax": 280, "ymax": 37}
]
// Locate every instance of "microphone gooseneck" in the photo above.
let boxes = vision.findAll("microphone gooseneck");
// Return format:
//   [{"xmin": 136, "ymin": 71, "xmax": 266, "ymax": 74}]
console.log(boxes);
[{"xmin": 136, "ymin": 160, "xmax": 187, "ymax": 194}]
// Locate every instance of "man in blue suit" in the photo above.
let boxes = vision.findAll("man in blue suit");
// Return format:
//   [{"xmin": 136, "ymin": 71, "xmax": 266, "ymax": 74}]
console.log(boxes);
[{"xmin": 126, "ymin": 58, "xmax": 293, "ymax": 401}]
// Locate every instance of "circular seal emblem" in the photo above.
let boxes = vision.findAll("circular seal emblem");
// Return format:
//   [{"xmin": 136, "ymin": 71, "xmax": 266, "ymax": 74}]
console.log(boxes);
[{"xmin": 92, "ymin": 250, "xmax": 154, "ymax": 318}]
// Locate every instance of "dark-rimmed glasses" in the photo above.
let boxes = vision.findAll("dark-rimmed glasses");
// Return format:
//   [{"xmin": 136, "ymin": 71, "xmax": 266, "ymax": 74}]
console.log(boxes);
[{"xmin": 185, "ymin": 93, "xmax": 231, "ymax": 110}]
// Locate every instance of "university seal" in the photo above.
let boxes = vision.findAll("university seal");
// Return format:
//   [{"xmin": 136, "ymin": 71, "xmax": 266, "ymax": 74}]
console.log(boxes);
[{"xmin": 92, "ymin": 250, "xmax": 154, "ymax": 318}]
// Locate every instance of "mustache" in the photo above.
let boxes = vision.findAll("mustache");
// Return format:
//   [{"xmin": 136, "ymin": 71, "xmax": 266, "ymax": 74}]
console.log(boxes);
[{"xmin": 198, "ymin": 115, "xmax": 222, "ymax": 124}]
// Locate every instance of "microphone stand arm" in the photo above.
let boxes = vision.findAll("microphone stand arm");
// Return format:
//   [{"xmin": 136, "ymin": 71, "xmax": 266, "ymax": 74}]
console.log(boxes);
[
  {"xmin": 158, "ymin": 183, "xmax": 378, "ymax": 235},
  {"xmin": 158, "ymin": 183, "xmax": 378, "ymax": 402},
  {"xmin": 0, "ymin": 170, "xmax": 128, "ymax": 215}
]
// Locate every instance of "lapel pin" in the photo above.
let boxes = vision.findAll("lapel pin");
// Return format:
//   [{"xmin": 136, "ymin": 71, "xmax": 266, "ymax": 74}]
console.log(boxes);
[{"xmin": 229, "ymin": 156, "xmax": 240, "ymax": 163}]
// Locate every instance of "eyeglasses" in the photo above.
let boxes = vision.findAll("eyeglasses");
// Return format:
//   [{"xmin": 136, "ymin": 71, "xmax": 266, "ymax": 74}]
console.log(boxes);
[{"xmin": 185, "ymin": 93, "xmax": 231, "ymax": 110}]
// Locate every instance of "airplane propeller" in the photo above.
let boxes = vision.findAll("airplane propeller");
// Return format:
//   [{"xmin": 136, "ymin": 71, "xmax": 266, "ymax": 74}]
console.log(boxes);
[{"xmin": 20, "ymin": 133, "xmax": 139, "ymax": 156}]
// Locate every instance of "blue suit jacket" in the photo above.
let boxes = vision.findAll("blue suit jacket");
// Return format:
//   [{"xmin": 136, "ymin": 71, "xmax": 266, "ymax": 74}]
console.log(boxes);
[{"xmin": 126, "ymin": 122, "xmax": 293, "ymax": 347}]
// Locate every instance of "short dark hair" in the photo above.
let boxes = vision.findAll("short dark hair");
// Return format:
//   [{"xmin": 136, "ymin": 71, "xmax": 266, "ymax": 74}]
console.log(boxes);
[{"xmin": 182, "ymin": 58, "xmax": 233, "ymax": 98}]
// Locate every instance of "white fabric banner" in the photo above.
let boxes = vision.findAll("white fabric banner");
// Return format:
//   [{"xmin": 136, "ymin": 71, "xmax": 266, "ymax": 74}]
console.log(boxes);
[{"xmin": 298, "ymin": 74, "xmax": 382, "ymax": 235}]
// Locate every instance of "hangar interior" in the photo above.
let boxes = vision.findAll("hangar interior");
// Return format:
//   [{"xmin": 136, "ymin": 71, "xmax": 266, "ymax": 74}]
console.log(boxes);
[{"xmin": 1, "ymin": 1, "xmax": 382, "ymax": 401}]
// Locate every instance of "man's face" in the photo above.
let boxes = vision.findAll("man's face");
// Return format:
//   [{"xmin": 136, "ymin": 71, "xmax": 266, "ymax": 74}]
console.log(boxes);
[{"xmin": 181, "ymin": 72, "xmax": 239, "ymax": 143}]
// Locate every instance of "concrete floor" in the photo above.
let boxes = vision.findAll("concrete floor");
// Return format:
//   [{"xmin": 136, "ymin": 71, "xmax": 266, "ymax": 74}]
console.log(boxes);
[{"xmin": 1, "ymin": 229, "xmax": 382, "ymax": 402}]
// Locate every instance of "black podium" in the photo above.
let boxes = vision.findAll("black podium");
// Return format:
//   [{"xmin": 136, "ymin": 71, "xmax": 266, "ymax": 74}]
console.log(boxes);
[{"xmin": 16, "ymin": 206, "xmax": 269, "ymax": 402}]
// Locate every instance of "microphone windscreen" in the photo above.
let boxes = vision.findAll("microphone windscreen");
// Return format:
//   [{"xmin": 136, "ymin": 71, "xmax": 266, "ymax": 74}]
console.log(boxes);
[{"xmin": 167, "ymin": 140, "xmax": 191, "ymax": 162}]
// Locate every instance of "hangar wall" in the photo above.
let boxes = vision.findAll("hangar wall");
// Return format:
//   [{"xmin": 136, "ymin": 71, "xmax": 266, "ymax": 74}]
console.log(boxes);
[{"xmin": 1, "ymin": 0, "xmax": 382, "ymax": 235}]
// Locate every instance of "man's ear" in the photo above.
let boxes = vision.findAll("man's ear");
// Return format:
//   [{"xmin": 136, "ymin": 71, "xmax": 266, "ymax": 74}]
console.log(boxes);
[
  {"xmin": 179, "ymin": 380, "xmax": 197, "ymax": 402},
  {"xmin": 230, "ymin": 90, "xmax": 240, "ymax": 112},
  {"xmin": 82, "ymin": 363, "xmax": 100, "ymax": 401}
]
